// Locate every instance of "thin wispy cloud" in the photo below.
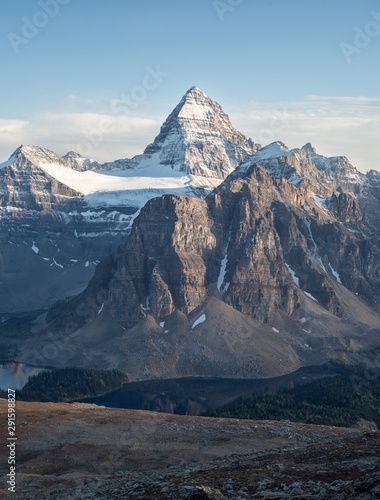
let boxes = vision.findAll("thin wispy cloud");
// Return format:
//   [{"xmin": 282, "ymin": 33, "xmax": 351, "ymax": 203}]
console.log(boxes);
[
  {"xmin": 231, "ymin": 95, "xmax": 380, "ymax": 173},
  {"xmin": 65, "ymin": 94, "xmax": 153, "ymax": 112},
  {"xmin": 305, "ymin": 95, "xmax": 380, "ymax": 105},
  {"xmin": 0, "ymin": 119, "xmax": 30, "ymax": 159},
  {"xmin": 0, "ymin": 112, "xmax": 161, "ymax": 163},
  {"xmin": 0, "ymin": 95, "xmax": 379, "ymax": 172},
  {"xmin": 0, "ymin": 119, "xmax": 29, "ymax": 134}
]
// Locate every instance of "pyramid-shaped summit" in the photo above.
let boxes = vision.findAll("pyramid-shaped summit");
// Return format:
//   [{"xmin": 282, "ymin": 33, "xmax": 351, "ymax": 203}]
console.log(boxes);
[
  {"xmin": 168, "ymin": 86, "xmax": 227, "ymax": 122},
  {"xmin": 101, "ymin": 87, "xmax": 260, "ymax": 179}
]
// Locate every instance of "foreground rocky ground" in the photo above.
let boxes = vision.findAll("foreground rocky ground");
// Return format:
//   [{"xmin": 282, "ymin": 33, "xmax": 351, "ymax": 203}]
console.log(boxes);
[{"xmin": 0, "ymin": 400, "xmax": 379, "ymax": 499}]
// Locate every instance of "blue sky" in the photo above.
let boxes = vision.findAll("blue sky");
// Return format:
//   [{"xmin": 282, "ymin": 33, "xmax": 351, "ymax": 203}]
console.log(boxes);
[{"xmin": 0, "ymin": 0, "xmax": 379, "ymax": 171}]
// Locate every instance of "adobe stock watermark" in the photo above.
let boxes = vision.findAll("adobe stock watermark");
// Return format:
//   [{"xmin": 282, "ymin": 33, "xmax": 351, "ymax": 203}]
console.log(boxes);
[
  {"xmin": 7, "ymin": 389, "xmax": 17, "ymax": 494},
  {"xmin": 340, "ymin": 10, "xmax": 380, "ymax": 63},
  {"xmin": 7, "ymin": 0, "xmax": 71, "ymax": 54},
  {"xmin": 76, "ymin": 65, "xmax": 169, "ymax": 158},
  {"xmin": 213, "ymin": 0, "xmax": 244, "ymax": 22},
  {"xmin": 250, "ymin": 108, "xmax": 290, "ymax": 145}
]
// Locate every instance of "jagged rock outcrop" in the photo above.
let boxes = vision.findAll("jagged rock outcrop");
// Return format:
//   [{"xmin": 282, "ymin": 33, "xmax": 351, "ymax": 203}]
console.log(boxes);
[
  {"xmin": 301, "ymin": 142, "xmax": 317, "ymax": 154},
  {"xmin": 62, "ymin": 151, "xmax": 99, "ymax": 171},
  {"xmin": 327, "ymin": 192, "xmax": 362, "ymax": 223},
  {"xmin": 238, "ymin": 141, "xmax": 380, "ymax": 229},
  {"xmin": 74, "ymin": 161, "xmax": 378, "ymax": 330},
  {"xmin": 207, "ymin": 165, "xmax": 302, "ymax": 322}
]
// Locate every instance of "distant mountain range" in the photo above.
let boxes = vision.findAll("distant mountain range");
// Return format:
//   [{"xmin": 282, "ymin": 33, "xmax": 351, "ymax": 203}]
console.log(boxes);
[
  {"xmin": 0, "ymin": 87, "xmax": 259, "ymax": 313},
  {"xmin": 1, "ymin": 86, "xmax": 380, "ymax": 382}
]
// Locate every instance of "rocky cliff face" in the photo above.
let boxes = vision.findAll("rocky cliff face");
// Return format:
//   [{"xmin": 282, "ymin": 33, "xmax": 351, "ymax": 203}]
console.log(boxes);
[
  {"xmin": 79, "ymin": 162, "xmax": 379, "ymax": 329},
  {"xmin": 0, "ymin": 146, "xmax": 81, "ymax": 212},
  {"xmin": 25, "ymin": 157, "xmax": 379, "ymax": 381},
  {"xmin": 327, "ymin": 192, "xmax": 362, "ymax": 223},
  {"xmin": 107, "ymin": 195, "xmax": 217, "ymax": 326}
]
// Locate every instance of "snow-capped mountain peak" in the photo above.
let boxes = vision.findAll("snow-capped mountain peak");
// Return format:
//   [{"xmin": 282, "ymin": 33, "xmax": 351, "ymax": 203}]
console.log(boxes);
[
  {"xmin": 175, "ymin": 85, "xmax": 224, "ymax": 121},
  {"xmin": 3, "ymin": 145, "xmax": 99, "ymax": 174},
  {"xmin": 236, "ymin": 138, "xmax": 366, "ymax": 194},
  {"xmin": 183, "ymin": 85, "xmax": 207, "ymax": 99},
  {"xmin": 100, "ymin": 87, "xmax": 260, "ymax": 179},
  {"xmin": 11, "ymin": 144, "xmax": 68, "ymax": 168},
  {"xmin": 245, "ymin": 141, "xmax": 292, "ymax": 162}
]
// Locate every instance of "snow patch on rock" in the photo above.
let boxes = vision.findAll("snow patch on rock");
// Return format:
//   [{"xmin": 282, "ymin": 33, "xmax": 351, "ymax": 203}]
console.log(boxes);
[
  {"xmin": 285, "ymin": 263, "xmax": 300, "ymax": 287},
  {"xmin": 192, "ymin": 314, "xmax": 206, "ymax": 329},
  {"xmin": 304, "ymin": 291, "xmax": 318, "ymax": 302},
  {"xmin": 329, "ymin": 263, "xmax": 342, "ymax": 284}
]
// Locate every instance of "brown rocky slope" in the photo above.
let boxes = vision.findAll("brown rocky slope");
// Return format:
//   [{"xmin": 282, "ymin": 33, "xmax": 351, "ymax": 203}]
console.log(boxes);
[{"xmin": 0, "ymin": 399, "xmax": 378, "ymax": 499}]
